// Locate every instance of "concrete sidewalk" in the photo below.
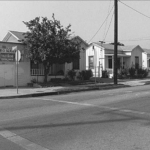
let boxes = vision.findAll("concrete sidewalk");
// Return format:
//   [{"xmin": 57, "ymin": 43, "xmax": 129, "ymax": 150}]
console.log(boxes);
[{"xmin": 0, "ymin": 78, "xmax": 150, "ymax": 99}]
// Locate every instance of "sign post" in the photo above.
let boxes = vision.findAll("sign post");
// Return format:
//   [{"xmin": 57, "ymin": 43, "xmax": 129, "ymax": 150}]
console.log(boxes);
[
  {"xmin": 93, "ymin": 46, "xmax": 97, "ymax": 84},
  {"xmin": 14, "ymin": 46, "xmax": 21, "ymax": 94}
]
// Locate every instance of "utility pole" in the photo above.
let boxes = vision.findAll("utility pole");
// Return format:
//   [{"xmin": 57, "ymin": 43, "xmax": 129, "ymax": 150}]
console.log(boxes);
[{"xmin": 114, "ymin": 0, "xmax": 118, "ymax": 84}]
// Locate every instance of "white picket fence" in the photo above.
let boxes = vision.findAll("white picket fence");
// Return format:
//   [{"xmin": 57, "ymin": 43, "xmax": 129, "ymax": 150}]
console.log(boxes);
[{"xmin": 31, "ymin": 69, "xmax": 45, "ymax": 76}]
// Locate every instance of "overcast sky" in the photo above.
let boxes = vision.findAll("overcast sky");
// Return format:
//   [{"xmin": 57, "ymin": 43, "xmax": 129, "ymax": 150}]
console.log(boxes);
[{"xmin": 0, "ymin": 1, "xmax": 150, "ymax": 48}]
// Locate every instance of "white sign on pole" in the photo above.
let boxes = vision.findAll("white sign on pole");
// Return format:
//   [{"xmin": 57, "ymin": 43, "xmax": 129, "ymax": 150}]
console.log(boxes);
[{"xmin": 15, "ymin": 50, "xmax": 21, "ymax": 62}]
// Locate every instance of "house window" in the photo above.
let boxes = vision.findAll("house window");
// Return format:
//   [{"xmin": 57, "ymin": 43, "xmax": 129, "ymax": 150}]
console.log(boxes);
[
  {"xmin": 73, "ymin": 59, "xmax": 79, "ymax": 70},
  {"xmin": 89, "ymin": 56, "xmax": 94, "ymax": 69},
  {"xmin": 135, "ymin": 56, "xmax": 139, "ymax": 69},
  {"xmin": 108, "ymin": 56, "xmax": 112, "ymax": 69}
]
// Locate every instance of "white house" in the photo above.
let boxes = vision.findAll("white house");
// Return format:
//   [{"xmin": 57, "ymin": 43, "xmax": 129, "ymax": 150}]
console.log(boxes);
[
  {"xmin": 0, "ymin": 31, "xmax": 88, "ymax": 86},
  {"xmin": 143, "ymin": 48, "xmax": 150, "ymax": 69},
  {"xmin": 86, "ymin": 42, "xmax": 148, "ymax": 78}
]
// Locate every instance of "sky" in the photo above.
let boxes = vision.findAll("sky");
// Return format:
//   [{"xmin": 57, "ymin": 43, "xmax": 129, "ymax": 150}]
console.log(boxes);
[{"xmin": 0, "ymin": 1, "xmax": 150, "ymax": 49}]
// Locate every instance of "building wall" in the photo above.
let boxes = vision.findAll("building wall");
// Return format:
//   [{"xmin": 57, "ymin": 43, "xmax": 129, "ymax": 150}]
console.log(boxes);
[
  {"xmin": 0, "ymin": 42, "xmax": 30, "ymax": 87},
  {"xmin": 0, "ymin": 62, "xmax": 30, "ymax": 87},
  {"xmin": 0, "ymin": 35, "xmax": 88, "ymax": 85},
  {"xmin": 142, "ymin": 52, "xmax": 147, "ymax": 68},
  {"xmin": 123, "ymin": 57, "xmax": 130, "ymax": 68},
  {"xmin": 65, "ymin": 42, "xmax": 87, "ymax": 74},
  {"xmin": 17, "ymin": 62, "xmax": 31, "ymax": 86},
  {"xmin": 86, "ymin": 44, "xmax": 105, "ymax": 77},
  {"xmin": 0, "ymin": 62, "xmax": 15, "ymax": 86},
  {"xmin": 131, "ymin": 46, "xmax": 143, "ymax": 67}
]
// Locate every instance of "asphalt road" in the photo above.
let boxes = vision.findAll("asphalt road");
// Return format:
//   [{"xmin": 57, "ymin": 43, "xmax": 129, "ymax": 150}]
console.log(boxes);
[{"xmin": 0, "ymin": 85, "xmax": 150, "ymax": 150}]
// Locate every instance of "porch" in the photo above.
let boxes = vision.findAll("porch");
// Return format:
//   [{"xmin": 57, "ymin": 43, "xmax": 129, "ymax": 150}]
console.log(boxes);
[{"xmin": 86, "ymin": 54, "xmax": 130, "ymax": 78}]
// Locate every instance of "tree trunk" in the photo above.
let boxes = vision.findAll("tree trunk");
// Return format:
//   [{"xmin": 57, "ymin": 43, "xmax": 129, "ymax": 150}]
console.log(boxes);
[
  {"xmin": 44, "ymin": 66, "xmax": 50, "ymax": 83},
  {"xmin": 44, "ymin": 70, "xmax": 48, "ymax": 83}
]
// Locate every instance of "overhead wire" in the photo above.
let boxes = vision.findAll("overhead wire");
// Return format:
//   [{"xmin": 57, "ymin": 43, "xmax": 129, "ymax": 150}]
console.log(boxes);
[
  {"xmin": 88, "ymin": 1, "xmax": 150, "ymax": 44},
  {"xmin": 104, "ymin": 1, "xmax": 150, "ymax": 43},
  {"xmin": 119, "ymin": 0, "xmax": 150, "ymax": 19},
  {"xmin": 105, "ymin": 38, "xmax": 150, "ymax": 43},
  {"xmin": 88, "ymin": 5, "xmax": 114, "ymax": 43},
  {"xmin": 103, "ymin": 0, "xmax": 112, "ymax": 41},
  {"xmin": 103, "ymin": 9, "xmax": 114, "ymax": 42}
]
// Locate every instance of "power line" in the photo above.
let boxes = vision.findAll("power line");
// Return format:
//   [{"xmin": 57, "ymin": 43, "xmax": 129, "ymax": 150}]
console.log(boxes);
[
  {"xmin": 88, "ymin": 5, "xmax": 114, "ymax": 43},
  {"xmin": 103, "ymin": 0, "xmax": 112, "ymax": 40},
  {"xmin": 120, "ymin": 39, "xmax": 150, "ymax": 42},
  {"xmin": 105, "ymin": 38, "xmax": 150, "ymax": 43},
  {"xmin": 119, "ymin": 0, "xmax": 150, "ymax": 19},
  {"xmin": 103, "ymin": 10, "xmax": 114, "ymax": 42}
]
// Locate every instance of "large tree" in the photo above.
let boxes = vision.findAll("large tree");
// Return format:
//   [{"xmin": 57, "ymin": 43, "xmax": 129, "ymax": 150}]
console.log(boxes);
[{"xmin": 23, "ymin": 14, "xmax": 81, "ymax": 82}]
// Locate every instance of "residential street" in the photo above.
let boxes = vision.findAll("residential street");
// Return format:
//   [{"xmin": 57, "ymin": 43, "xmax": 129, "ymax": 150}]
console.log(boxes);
[{"xmin": 0, "ymin": 85, "xmax": 150, "ymax": 150}]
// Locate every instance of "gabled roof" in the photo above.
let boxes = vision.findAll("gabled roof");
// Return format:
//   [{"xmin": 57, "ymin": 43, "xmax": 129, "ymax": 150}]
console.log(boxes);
[
  {"xmin": 2, "ymin": 30, "xmax": 25, "ymax": 42},
  {"xmin": 9, "ymin": 30, "xmax": 25, "ymax": 41}
]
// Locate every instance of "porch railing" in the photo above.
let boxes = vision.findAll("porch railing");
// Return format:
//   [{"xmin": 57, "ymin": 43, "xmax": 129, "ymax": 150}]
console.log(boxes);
[{"xmin": 31, "ymin": 69, "xmax": 45, "ymax": 76}]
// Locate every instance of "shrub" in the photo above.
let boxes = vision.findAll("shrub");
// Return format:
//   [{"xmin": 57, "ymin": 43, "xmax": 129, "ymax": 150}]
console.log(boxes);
[
  {"xmin": 76, "ymin": 70, "xmax": 93, "ymax": 80},
  {"xmin": 137, "ymin": 68, "xmax": 149, "ymax": 78},
  {"xmin": 118, "ymin": 69, "xmax": 128, "ymax": 79},
  {"xmin": 31, "ymin": 78, "xmax": 37, "ymax": 83},
  {"xmin": 81, "ymin": 69, "xmax": 93, "ymax": 80},
  {"xmin": 102, "ymin": 70, "xmax": 109, "ymax": 78},
  {"xmin": 67, "ymin": 69, "xmax": 76, "ymax": 80},
  {"xmin": 76, "ymin": 71, "xmax": 83, "ymax": 80},
  {"xmin": 56, "ymin": 70, "xmax": 64, "ymax": 75},
  {"xmin": 128, "ymin": 67, "xmax": 136, "ymax": 78}
]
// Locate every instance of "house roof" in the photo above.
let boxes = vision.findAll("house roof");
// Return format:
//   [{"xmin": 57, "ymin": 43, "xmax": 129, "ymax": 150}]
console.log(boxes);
[
  {"xmin": 9, "ymin": 30, "xmax": 25, "ymax": 41},
  {"xmin": 143, "ymin": 48, "xmax": 150, "ymax": 54},
  {"xmin": 92, "ymin": 42, "xmax": 123, "ymax": 51},
  {"xmin": 91, "ymin": 42, "xmax": 144, "ymax": 52},
  {"xmin": 120, "ymin": 45, "xmax": 139, "ymax": 51},
  {"xmin": 2, "ymin": 30, "xmax": 25, "ymax": 42},
  {"xmin": 3, "ymin": 31, "xmax": 88, "ymax": 46}
]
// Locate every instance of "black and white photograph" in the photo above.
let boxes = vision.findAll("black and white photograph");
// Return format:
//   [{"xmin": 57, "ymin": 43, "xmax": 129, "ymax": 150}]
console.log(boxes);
[{"xmin": 0, "ymin": 0, "xmax": 150, "ymax": 150}]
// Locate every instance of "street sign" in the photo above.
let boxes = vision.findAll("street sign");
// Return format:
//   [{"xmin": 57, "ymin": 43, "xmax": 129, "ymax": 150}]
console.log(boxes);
[
  {"xmin": 15, "ymin": 50, "xmax": 21, "ymax": 62},
  {"xmin": 0, "ymin": 53, "xmax": 15, "ymax": 61}
]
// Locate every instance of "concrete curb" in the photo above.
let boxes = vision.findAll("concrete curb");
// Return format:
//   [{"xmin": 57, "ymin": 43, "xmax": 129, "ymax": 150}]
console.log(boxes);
[{"xmin": 0, "ymin": 84, "xmax": 130, "ymax": 99}]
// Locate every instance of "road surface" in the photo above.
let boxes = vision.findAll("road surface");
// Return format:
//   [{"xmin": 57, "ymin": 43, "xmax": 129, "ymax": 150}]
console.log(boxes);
[{"xmin": 0, "ymin": 85, "xmax": 150, "ymax": 150}]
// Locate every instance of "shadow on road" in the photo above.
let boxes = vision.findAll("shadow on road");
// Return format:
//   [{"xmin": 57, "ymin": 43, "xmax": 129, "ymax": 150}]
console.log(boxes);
[{"xmin": 1, "ymin": 109, "xmax": 148, "ymax": 132}]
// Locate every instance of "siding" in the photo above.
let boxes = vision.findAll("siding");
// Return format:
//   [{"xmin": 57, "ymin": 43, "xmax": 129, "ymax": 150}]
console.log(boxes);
[{"xmin": 131, "ymin": 47, "xmax": 143, "ymax": 67}]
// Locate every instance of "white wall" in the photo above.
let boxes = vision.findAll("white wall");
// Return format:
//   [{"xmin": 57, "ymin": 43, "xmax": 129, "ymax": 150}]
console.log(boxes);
[
  {"xmin": 17, "ymin": 62, "xmax": 30, "ymax": 86},
  {"xmin": 0, "ymin": 42, "xmax": 30, "ymax": 87},
  {"xmin": 131, "ymin": 46, "xmax": 148, "ymax": 68},
  {"xmin": 142, "ymin": 52, "xmax": 147, "ymax": 68},
  {"xmin": 0, "ymin": 62, "xmax": 30, "ymax": 87},
  {"xmin": 131, "ymin": 46, "xmax": 142, "ymax": 67},
  {"xmin": 86, "ymin": 44, "xmax": 105, "ymax": 77},
  {"xmin": 0, "ymin": 62, "xmax": 15, "ymax": 86}
]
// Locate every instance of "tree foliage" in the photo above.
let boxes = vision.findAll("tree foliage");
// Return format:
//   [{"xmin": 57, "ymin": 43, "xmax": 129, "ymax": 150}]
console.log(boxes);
[{"xmin": 22, "ymin": 14, "xmax": 81, "ymax": 82}]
